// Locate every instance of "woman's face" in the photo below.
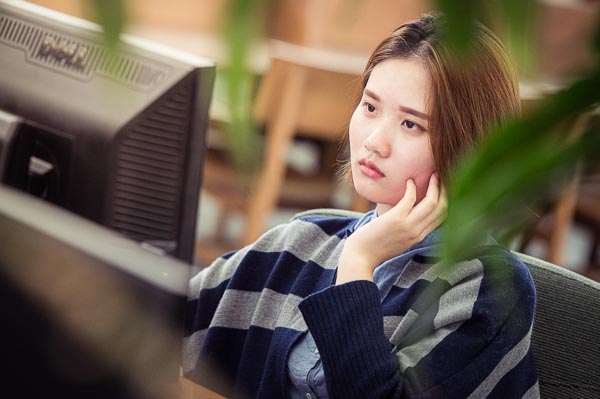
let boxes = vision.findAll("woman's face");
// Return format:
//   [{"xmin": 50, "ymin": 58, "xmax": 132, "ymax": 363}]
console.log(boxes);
[{"xmin": 349, "ymin": 58, "xmax": 436, "ymax": 215}]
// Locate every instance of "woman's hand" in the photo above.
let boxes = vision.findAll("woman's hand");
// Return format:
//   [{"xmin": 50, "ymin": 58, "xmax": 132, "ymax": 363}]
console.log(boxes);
[{"xmin": 336, "ymin": 173, "xmax": 447, "ymax": 284}]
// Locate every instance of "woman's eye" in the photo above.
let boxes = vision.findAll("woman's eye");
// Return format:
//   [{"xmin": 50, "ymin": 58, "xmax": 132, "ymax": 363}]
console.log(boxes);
[
  {"xmin": 362, "ymin": 102, "xmax": 376, "ymax": 113},
  {"xmin": 402, "ymin": 120, "xmax": 423, "ymax": 131}
]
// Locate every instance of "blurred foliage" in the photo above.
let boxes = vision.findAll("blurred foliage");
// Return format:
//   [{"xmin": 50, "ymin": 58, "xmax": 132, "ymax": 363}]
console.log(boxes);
[
  {"xmin": 220, "ymin": 0, "xmax": 271, "ymax": 171},
  {"xmin": 436, "ymin": 0, "xmax": 538, "ymax": 77},
  {"xmin": 444, "ymin": 83, "xmax": 600, "ymax": 262},
  {"xmin": 436, "ymin": 0, "xmax": 600, "ymax": 262},
  {"xmin": 87, "ymin": 0, "xmax": 600, "ymax": 262},
  {"xmin": 89, "ymin": 0, "xmax": 125, "ymax": 49}
]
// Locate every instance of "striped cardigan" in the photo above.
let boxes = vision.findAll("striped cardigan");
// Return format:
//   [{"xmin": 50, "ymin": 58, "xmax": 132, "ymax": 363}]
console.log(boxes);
[{"xmin": 183, "ymin": 213, "xmax": 539, "ymax": 398}]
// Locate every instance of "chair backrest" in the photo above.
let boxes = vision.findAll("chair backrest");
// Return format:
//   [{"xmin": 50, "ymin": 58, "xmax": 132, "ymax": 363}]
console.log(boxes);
[
  {"xmin": 292, "ymin": 208, "xmax": 600, "ymax": 398},
  {"xmin": 513, "ymin": 252, "xmax": 600, "ymax": 398}
]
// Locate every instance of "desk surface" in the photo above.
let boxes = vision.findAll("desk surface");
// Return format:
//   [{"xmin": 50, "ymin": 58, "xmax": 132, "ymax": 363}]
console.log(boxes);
[{"xmin": 180, "ymin": 377, "xmax": 227, "ymax": 399}]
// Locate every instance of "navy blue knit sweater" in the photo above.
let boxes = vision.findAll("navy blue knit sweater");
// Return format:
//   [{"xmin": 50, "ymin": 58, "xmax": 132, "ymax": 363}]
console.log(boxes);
[{"xmin": 183, "ymin": 213, "xmax": 539, "ymax": 398}]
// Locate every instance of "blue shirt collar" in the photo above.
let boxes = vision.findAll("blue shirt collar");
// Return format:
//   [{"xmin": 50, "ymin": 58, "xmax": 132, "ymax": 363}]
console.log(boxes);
[{"xmin": 348, "ymin": 209, "xmax": 444, "ymax": 302}]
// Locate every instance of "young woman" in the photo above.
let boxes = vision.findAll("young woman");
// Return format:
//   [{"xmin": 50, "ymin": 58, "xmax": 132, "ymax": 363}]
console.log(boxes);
[{"xmin": 183, "ymin": 13, "xmax": 538, "ymax": 399}]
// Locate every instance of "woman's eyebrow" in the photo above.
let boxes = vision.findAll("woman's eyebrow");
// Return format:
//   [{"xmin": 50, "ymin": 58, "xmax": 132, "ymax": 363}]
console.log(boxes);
[
  {"xmin": 364, "ymin": 89, "xmax": 429, "ymax": 121},
  {"xmin": 399, "ymin": 106, "xmax": 430, "ymax": 121},
  {"xmin": 364, "ymin": 89, "xmax": 380, "ymax": 101}
]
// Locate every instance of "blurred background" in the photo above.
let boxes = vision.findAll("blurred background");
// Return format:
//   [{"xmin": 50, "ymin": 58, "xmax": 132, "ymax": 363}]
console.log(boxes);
[{"xmin": 27, "ymin": 0, "xmax": 600, "ymax": 280}]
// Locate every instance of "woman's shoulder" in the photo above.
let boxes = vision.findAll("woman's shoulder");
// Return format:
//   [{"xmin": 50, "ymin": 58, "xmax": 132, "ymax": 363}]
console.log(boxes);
[
  {"xmin": 453, "ymin": 244, "xmax": 537, "ymax": 314},
  {"xmin": 476, "ymin": 245, "xmax": 536, "ymax": 291},
  {"xmin": 405, "ymin": 244, "xmax": 535, "ymax": 305},
  {"xmin": 254, "ymin": 213, "xmax": 361, "ymax": 245},
  {"xmin": 220, "ymin": 214, "xmax": 360, "ymax": 266}
]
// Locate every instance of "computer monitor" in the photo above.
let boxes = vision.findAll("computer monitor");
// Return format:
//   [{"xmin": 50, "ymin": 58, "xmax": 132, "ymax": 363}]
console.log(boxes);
[
  {"xmin": 0, "ymin": 185, "xmax": 194, "ymax": 398},
  {"xmin": 0, "ymin": 0, "xmax": 215, "ymax": 264}
]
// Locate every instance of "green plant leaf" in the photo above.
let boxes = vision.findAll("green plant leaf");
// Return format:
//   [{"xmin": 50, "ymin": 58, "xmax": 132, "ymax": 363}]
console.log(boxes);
[
  {"xmin": 495, "ymin": 0, "xmax": 537, "ymax": 78},
  {"xmin": 88, "ymin": 0, "xmax": 126, "ymax": 49},
  {"xmin": 433, "ymin": 1, "xmax": 600, "ymax": 265},
  {"xmin": 435, "ymin": 0, "xmax": 481, "ymax": 56},
  {"xmin": 220, "ymin": 0, "xmax": 272, "ymax": 172}
]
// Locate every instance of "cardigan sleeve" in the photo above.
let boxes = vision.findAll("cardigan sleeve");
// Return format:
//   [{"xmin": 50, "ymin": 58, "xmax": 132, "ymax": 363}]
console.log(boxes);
[
  {"xmin": 299, "ymin": 281, "xmax": 405, "ymax": 398},
  {"xmin": 298, "ymin": 254, "xmax": 538, "ymax": 399}
]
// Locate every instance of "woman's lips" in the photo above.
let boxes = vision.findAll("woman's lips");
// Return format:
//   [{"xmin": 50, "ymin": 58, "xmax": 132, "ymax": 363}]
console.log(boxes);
[{"xmin": 359, "ymin": 159, "xmax": 385, "ymax": 179}]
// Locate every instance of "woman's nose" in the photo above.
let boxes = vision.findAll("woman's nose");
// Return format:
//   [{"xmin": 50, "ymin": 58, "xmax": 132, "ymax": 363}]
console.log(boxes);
[{"xmin": 364, "ymin": 122, "xmax": 391, "ymax": 158}]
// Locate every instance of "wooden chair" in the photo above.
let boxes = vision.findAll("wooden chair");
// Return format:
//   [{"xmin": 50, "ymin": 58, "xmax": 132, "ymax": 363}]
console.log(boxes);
[
  {"xmin": 241, "ymin": 45, "xmax": 366, "ymax": 245},
  {"xmin": 198, "ymin": 49, "xmax": 364, "ymax": 262}
]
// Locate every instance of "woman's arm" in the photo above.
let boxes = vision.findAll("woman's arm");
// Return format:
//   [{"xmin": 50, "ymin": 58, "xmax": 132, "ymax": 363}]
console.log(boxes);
[{"xmin": 299, "ymin": 280, "xmax": 404, "ymax": 398}]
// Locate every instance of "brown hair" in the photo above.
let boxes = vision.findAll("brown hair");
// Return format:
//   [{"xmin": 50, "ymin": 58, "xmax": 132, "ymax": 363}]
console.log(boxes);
[{"xmin": 343, "ymin": 12, "xmax": 520, "ymax": 183}]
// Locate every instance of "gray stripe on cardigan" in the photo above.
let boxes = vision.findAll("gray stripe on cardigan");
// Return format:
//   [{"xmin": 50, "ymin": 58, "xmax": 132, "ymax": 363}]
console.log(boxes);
[
  {"xmin": 182, "ymin": 329, "xmax": 208, "ymax": 373},
  {"xmin": 252, "ymin": 219, "xmax": 344, "ymax": 269},
  {"xmin": 188, "ymin": 219, "xmax": 344, "ymax": 297},
  {"xmin": 522, "ymin": 381, "xmax": 540, "ymax": 399},
  {"xmin": 211, "ymin": 289, "xmax": 306, "ymax": 331},
  {"xmin": 396, "ymin": 258, "xmax": 485, "ymax": 289},
  {"xmin": 396, "ymin": 259, "xmax": 484, "ymax": 371}
]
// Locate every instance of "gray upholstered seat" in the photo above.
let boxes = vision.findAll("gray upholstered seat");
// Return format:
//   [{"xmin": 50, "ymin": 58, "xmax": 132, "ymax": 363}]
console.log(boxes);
[
  {"xmin": 516, "ymin": 251, "xmax": 600, "ymax": 398},
  {"xmin": 292, "ymin": 208, "xmax": 600, "ymax": 398}
]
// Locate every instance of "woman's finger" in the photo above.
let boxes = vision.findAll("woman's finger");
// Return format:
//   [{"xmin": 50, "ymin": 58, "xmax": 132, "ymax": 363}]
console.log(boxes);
[
  {"xmin": 426, "ymin": 172, "xmax": 441, "ymax": 201},
  {"xmin": 408, "ymin": 173, "xmax": 440, "ymax": 221},
  {"xmin": 392, "ymin": 179, "xmax": 417, "ymax": 216}
]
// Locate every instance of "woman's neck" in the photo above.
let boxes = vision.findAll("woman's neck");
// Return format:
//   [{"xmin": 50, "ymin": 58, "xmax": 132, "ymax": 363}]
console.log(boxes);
[{"xmin": 375, "ymin": 203, "xmax": 390, "ymax": 216}]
